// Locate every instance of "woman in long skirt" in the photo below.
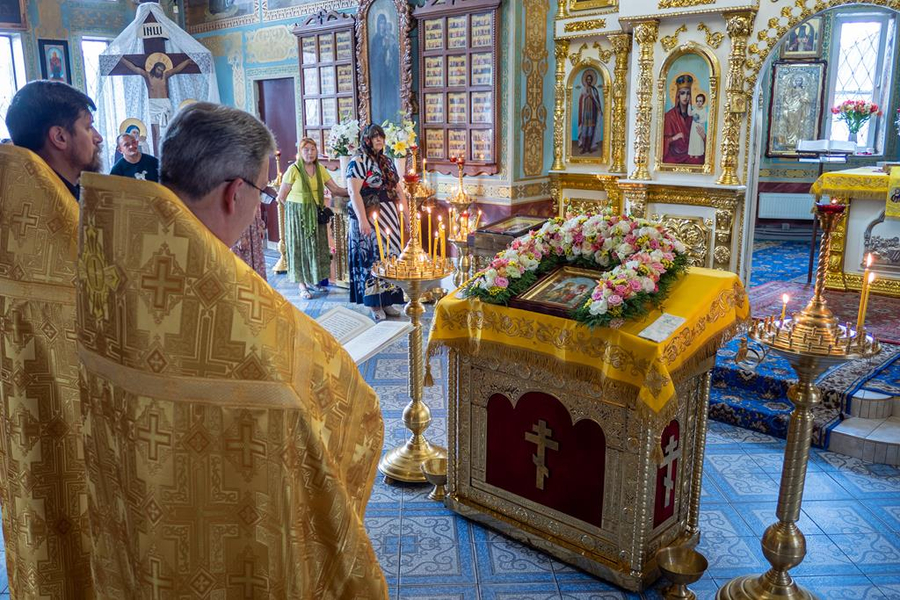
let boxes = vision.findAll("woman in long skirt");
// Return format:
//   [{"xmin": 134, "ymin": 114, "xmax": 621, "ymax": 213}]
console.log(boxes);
[
  {"xmin": 277, "ymin": 137, "xmax": 349, "ymax": 298},
  {"xmin": 346, "ymin": 124, "xmax": 408, "ymax": 321}
]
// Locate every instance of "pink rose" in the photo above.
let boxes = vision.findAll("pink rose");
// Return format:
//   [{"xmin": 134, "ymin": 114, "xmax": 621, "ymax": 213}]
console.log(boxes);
[
  {"xmin": 615, "ymin": 284, "xmax": 627, "ymax": 295},
  {"xmin": 495, "ymin": 276, "xmax": 509, "ymax": 288},
  {"xmin": 608, "ymin": 294, "xmax": 623, "ymax": 306},
  {"xmin": 630, "ymin": 279, "xmax": 642, "ymax": 291}
]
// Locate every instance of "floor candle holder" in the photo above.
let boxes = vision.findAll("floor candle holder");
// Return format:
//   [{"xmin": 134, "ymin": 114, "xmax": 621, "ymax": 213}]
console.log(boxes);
[
  {"xmin": 270, "ymin": 151, "xmax": 288, "ymax": 274},
  {"xmin": 717, "ymin": 201, "xmax": 880, "ymax": 600},
  {"xmin": 373, "ymin": 167, "xmax": 454, "ymax": 483}
]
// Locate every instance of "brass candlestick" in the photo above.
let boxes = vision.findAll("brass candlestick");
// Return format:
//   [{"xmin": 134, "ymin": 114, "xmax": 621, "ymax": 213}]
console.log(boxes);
[
  {"xmin": 717, "ymin": 202, "xmax": 879, "ymax": 600},
  {"xmin": 446, "ymin": 155, "xmax": 478, "ymax": 288},
  {"xmin": 270, "ymin": 151, "xmax": 288, "ymax": 274},
  {"xmin": 374, "ymin": 169, "xmax": 454, "ymax": 483}
]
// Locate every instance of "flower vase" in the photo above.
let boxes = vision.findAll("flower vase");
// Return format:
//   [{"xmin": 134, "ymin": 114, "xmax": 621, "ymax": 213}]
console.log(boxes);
[
  {"xmin": 338, "ymin": 155, "xmax": 350, "ymax": 186},
  {"xmin": 848, "ymin": 130, "xmax": 859, "ymax": 145},
  {"xmin": 393, "ymin": 156, "xmax": 407, "ymax": 178}
]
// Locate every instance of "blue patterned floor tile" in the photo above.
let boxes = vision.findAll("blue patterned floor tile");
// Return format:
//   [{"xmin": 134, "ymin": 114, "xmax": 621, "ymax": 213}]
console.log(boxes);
[
  {"xmin": 705, "ymin": 451, "xmax": 770, "ymax": 476},
  {"xmin": 479, "ymin": 582, "xmax": 563, "ymax": 600},
  {"xmin": 744, "ymin": 444, "xmax": 824, "ymax": 475},
  {"xmin": 794, "ymin": 471, "xmax": 855, "ymax": 501},
  {"xmin": 474, "ymin": 538, "xmax": 557, "ymax": 584},
  {"xmin": 705, "ymin": 468, "xmax": 780, "ymax": 503},
  {"xmin": 870, "ymin": 575, "xmax": 900, "ymax": 599},
  {"xmin": 696, "ymin": 535, "xmax": 768, "ymax": 579},
  {"xmin": 389, "ymin": 586, "xmax": 398, "ymax": 600},
  {"xmin": 831, "ymin": 532, "xmax": 900, "ymax": 575},
  {"xmin": 791, "ymin": 575, "xmax": 886, "ymax": 599},
  {"xmin": 699, "ymin": 477, "xmax": 727, "ymax": 503},
  {"xmin": 395, "ymin": 513, "xmax": 476, "ymax": 585},
  {"xmin": 803, "ymin": 499, "xmax": 887, "ymax": 535},
  {"xmin": 732, "ymin": 500, "xmax": 824, "ymax": 537},
  {"xmin": 824, "ymin": 464, "xmax": 900, "ymax": 499},
  {"xmin": 368, "ymin": 475, "xmax": 405, "ymax": 512},
  {"xmin": 402, "ymin": 483, "xmax": 449, "ymax": 510},
  {"xmin": 397, "ymin": 584, "xmax": 479, "ymax": 599},
  {"xmin": 556, "ymin": 580, "xmax": 642, "ymax": 599},
  {"xmin": 866, "ymin": 498, "xmax": 900, "ymax": 534},
  {"xmin": 698, "ymin": 503, "xmax": 757, "ymax": 538},
  {"xmin": 642, "ymin": 576, "xmax": 718, "ymax": 600},
  {"xmin": 791, "ymin": 534, "xmax": 862, "ymax": 577}
]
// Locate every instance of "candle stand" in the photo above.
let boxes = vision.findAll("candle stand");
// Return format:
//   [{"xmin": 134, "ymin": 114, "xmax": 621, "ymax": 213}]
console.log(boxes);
[
  {"xmin": 717, "ymin": 201, "xmax": 879, "ymax": 600},
  {"xmin": 373, "ymin": 165, "xmax": 454, "ymax": 483},
  {"xmin": 445, "ymin": 156, "xmax": 480, "ymax": 288},
  {"xmin": 269, "ymin": 151, "xmax": 288, "ymax": 274}
]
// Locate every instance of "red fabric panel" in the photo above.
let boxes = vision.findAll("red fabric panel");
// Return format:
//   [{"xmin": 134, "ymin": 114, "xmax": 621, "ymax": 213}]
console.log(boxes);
[
  {"xmin": 485, "ymin": 391, "xmax": 605, "ymax": 528},
  {"xmin": 653, "ymin": 419, "xmax": 680, "ymax": 528}
]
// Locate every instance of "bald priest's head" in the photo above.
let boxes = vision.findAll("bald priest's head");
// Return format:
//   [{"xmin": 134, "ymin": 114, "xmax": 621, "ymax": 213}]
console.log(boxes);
[{"xmin": 160, "ymin": 102, "xmax": 275, "ymax": 247}]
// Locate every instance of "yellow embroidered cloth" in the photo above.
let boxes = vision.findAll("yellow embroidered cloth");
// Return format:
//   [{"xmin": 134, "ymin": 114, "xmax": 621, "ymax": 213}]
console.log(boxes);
[
  {"xmin": 428, "ymin": 268, "xmax": 749, "ymax": 413},
  {"xmin": 76, "ymin": 173, "xmax": 388, "ymax": 598},
  {"xmin": 0, "ymin": 145, "xmax": 93, "ymax": 598},
  {"xmin": 887, "ymin": 167, "xmax": 900, "ymax": 220},
  {"xmin": 810, "ymin": 166, "xmax": 890, "ymax": 201}
]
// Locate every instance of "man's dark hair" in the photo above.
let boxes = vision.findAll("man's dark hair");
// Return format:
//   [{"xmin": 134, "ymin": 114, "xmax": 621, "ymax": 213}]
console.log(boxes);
[{"xmin": 5, "ymin": 81, "xmax": 96, "ymax": 152}]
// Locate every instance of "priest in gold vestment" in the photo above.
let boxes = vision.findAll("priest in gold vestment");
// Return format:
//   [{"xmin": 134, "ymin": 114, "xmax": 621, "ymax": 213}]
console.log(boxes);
[
  {"xmin": 75, "ymin": 103, "xmax": 388, "ymax": 598},
  {"xmin": 0, "ymin": 144, "xmax": 94, "ymax": 598}
]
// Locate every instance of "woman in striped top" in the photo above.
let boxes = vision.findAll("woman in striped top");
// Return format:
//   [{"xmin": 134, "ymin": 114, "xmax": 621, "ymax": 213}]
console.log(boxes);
[{"xmin": 346, "ymin": 124, "xmax": 408, "ymax": 320}]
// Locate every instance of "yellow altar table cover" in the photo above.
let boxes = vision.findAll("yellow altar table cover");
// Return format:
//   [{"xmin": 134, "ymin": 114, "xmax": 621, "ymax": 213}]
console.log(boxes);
[
  {"xmin": 0, "ymin": 145, "xmax": 93, "ymax": 598},
  {"xmin": 76, "ymin": 173, "xmax": 388, "ymax": 599},
  {"xmin": 428, "ymin": 268, "xmax": 748, "ymax": 414},
  {"xmin": 810, "ymin": 166, "xmax": 889, "ymax": 201}
]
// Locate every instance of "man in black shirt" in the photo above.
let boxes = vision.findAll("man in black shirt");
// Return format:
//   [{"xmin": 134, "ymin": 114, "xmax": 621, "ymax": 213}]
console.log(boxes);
[
  {"xmin": 110, "ymin": 133, "xmax": 159, "ymax": 182},
  {"xmin": 4, "ymin": 81, "xmax": 103, "ymax": 201}
]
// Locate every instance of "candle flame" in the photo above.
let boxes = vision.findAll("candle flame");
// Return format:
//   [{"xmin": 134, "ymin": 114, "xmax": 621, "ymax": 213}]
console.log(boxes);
[
  {"xmin": 373, "ymin": 212, "xmax": 378, "ymax": 220},
  {"xmin": 427, "ymin": 207, "xmax": 432, "ymax": 214},
  {"xmin": 869, "ymin": 272, "xmax": 876, "ymax": 283},
  {"xmin": 782, "ymin": 294, "xmax": 789, "ymax": 304},
  {"xmin": 867, "ymin": 253, "xmax": 873, "ymax": 267}
]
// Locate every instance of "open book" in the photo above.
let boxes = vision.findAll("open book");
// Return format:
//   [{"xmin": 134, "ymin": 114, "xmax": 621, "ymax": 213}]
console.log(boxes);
[
  {"xmin": 316, "ymin": 306, "xmax": 413, "ymax": 365},
  {"xmin": 797, "ymin": 139, "xmax": 857, "ymax": 155}
]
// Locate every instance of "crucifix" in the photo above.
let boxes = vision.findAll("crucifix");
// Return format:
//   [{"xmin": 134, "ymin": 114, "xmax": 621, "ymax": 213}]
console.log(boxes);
[
  {"xmin": 661, "ymin": 433, "xmax": 681, "ymax": 508},
  {"xmin": 525, "ymin": 419, "xmax": 559, "ymax": 490},
  {"xmin": 107, "ymin": 3, "xmax": 201, "ymax": 155}
]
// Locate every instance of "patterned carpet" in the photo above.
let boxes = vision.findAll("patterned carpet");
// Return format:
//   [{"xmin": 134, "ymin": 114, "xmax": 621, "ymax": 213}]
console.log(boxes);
[{"xmin": 259, "ymin": 249, "xmax": 900, "ymax": 599}]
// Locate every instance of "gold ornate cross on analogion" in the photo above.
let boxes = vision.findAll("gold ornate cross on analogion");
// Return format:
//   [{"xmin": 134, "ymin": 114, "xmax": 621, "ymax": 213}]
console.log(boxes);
[{"xmin": 525, "ymin": 420, "xmax": 558, "ymax": 490}]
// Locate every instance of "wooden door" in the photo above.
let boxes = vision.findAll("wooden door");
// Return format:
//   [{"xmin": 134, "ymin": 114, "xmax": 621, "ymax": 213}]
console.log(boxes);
[{"xmin": 257, "ymin": 77, "xmax": 298, "ymax": 242}]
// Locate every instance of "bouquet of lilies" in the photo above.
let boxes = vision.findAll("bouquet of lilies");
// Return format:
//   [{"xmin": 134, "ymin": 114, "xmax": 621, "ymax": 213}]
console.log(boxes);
[
  {"xmin": 326, "ymin": 118, "xmax": 360, "ymax": 157},
  {"xmin": 831, "ymin": 99, "xmax": 882, "ymax": 134},
  {"xmin": 382, "ymin": 115, "xmax": 417, "ymax": 158}
]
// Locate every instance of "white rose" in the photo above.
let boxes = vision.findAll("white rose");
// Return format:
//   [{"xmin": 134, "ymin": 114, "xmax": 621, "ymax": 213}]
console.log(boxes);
[
  {"xmin": 588, "ymin": 299, "xmax": 608, "ymax": 315},
  {"xmin": 642, "ymin": 277, "xmax": 655, "ymax": 292},
  {"xmin": 616, "ymin": 243, "xmax": 634, "ymax": 257},
  {"xmin": 616, "ymin": 221, "xmax": 632, "ymax": 235}
]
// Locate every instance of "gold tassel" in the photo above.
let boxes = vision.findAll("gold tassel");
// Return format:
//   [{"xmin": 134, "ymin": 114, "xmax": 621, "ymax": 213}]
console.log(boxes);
[{"xmin": 424, "ymin": 363, "xmax": 434, "ymax": 387}]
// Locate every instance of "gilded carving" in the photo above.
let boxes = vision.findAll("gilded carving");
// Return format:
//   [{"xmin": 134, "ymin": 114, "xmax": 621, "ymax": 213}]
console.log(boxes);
[
  {"xmin": 717, "ymin": 10, "xmax": 756, "ymax": 186},
  {"xmin": 553, "ymin": 173, "xmax": 623, "ymax": 214},
  {"xmin": 568, "ymin": 42, "xmax": 589, "ymax": 66},
  {"xmin": 523, "ymin": 0, "xmax": 550, "ymax": 177},
  {"xmin": 660, "ymin": 24, "xmax": 687, "ymax": 53},
  {"xmin": 246, "ymin": 26, "xmax": 298, "ymax": 64},
  {"xmin": 630, "ymin": 21, "xmax": 658, "ymax": 181},
  {"xmin": 608, "ymin": 33, "xmax": 631, "ymax": 174},
  {"xmin": 552, "ymin": 38, "xmax": 571, "ymax": 172},
  {"xmin": 651, "ymin": 214, "xmax": 713, "ymax": 267},
  {"xmin": 697, "ymin": 23, "xmax": 724, "ymax": 49},
  {"xmin": 356, "ymin": 0, "xmax": 412, "ymax": 126},
  {"xmin": 563, "ymin": 18, "xmax": 607, "ymax": 33},
  {"xmin": 618, "ymin": 181, "xmax": 649, "ymax": 218},
  {"xmin": 593, "ymin": 41, "xmax": 613, "ymax": 63},
  {"xmin": 658, "ymin": 0, "xmax": 715, "ymax": 8}
]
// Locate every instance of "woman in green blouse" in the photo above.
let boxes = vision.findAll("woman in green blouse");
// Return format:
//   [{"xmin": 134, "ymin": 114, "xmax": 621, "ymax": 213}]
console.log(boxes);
[{"xmin": 277, "ymin": 137, "xmax": 349, "ymax": 299}]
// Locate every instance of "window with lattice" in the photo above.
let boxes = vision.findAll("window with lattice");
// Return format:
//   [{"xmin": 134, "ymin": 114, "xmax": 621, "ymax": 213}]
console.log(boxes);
[
  {"xmin": 826, "ymin": 11, "xmax": 896, "ymax": 152},
  {"xmin": 0, "ymin": 33, "xmax": 26, "ymax": 140}
]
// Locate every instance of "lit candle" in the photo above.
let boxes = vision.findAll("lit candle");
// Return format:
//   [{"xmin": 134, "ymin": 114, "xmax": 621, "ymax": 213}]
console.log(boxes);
[
  {"xmin": 474, "ymin": 209, "xmax": 483, "ymax": 230},
  {"xmin": 857, "ymin": 272, "xmax": 876, "ymax": 333},
  {"xmin": 780, "ymin": 294, "xmax": 789, "ymax": 323},
  {"xmin": 398, "ymin": 203, "xmax": 405, "ymax": 249},
  {"xmin": 373, "ymin": 212, "xmax": 386, "ymax": 263},
  {"xmin": 860, "ymin": 253, "xmax": 873, "ymax": 305},
  {"xmin": 437, "ymin": 214, "xmax": 443, "ymax": 255},
  {"xmin": 440, "ymin": 223, "xmax": 446, "ymax": 262},
  {"xmin": 427, "ymin": 207, "xmax": 433, "ymax": 258},
  {"xmin": 417, "ymin": 211, "xmax": 423, "ymax": 247},
  {"xmin": 383, "ymin": 227, "xmax": 391, "ymax": 258},
  {"xmin": 434, "ymin": 231, "xmax": 440, "ymax": 263},
  {"xmin": 422, "ymin": 158, "xmax": 427, "ymax": 173}
]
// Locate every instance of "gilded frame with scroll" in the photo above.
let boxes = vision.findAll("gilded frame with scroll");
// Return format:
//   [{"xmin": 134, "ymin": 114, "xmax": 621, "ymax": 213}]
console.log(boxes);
[
  {"xmin": 566, "ymin": 61, "xmax": 611, "ymax": 165},
  {"xmin": 654, "ymin": 44, "xmax": 719, "ymax": 174},
  {"xmin": 357, "ymin": 0, "xmax": 412, "ymax": 126},
  {"xmin": 766, "ymin": 61, "xmax": 826, "ymax": 158}
]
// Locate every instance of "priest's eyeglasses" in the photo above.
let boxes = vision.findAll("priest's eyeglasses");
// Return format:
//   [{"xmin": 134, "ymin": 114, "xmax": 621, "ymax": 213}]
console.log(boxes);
[{"xmin": 228, "ymin": 177, "xmax": 277, "ymax": 204}]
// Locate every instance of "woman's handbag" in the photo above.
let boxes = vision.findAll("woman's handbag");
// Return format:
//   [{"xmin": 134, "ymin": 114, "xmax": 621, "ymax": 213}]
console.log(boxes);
[{"xmin": 317, "ymin": 205, "xmax": 334, "ymax": 224}]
